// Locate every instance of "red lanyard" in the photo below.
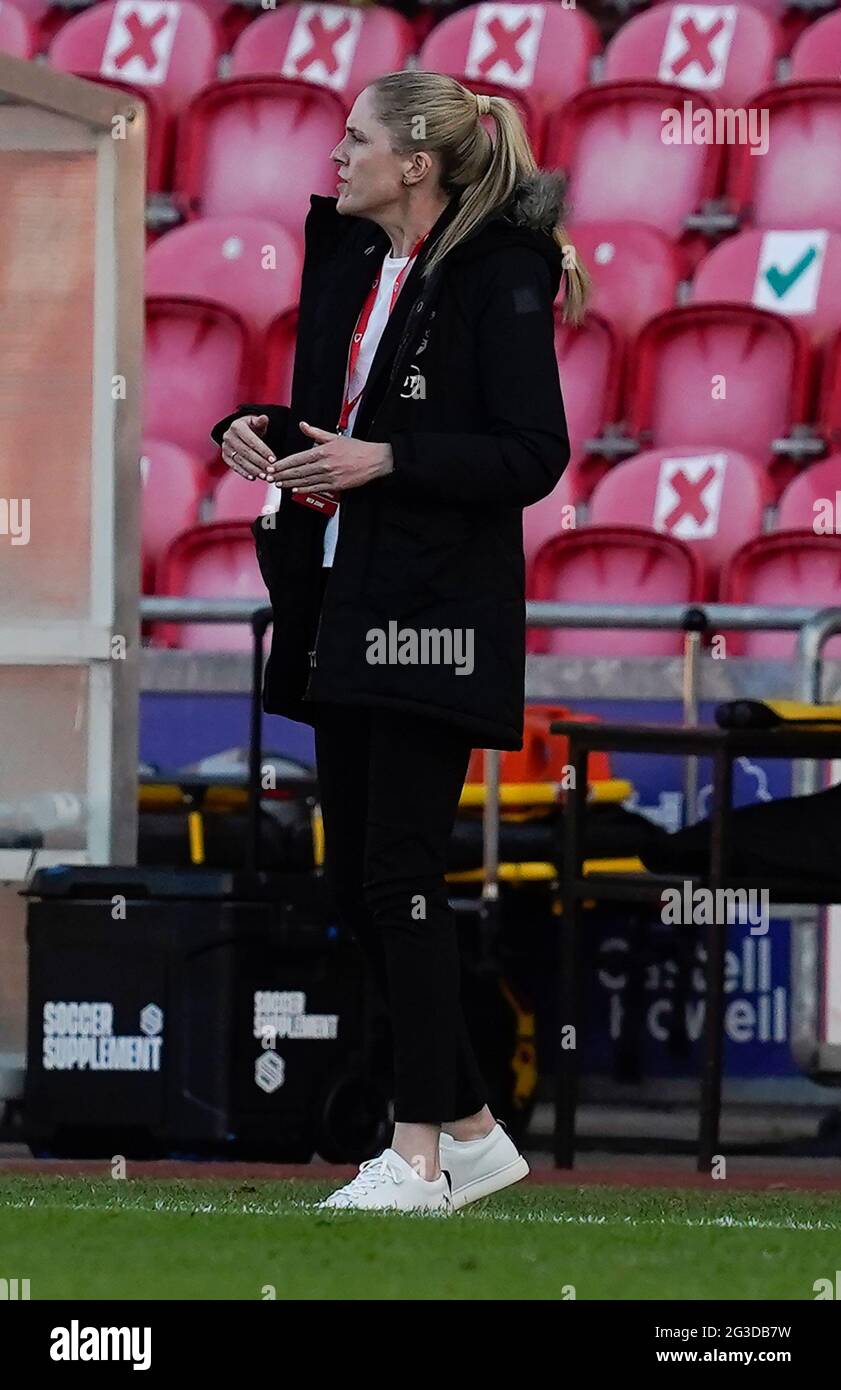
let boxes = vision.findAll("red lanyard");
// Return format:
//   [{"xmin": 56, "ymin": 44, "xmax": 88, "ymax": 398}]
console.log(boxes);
[{"xmin": 337, "ymin": 232, "xmax": 429, "ymax": 433}]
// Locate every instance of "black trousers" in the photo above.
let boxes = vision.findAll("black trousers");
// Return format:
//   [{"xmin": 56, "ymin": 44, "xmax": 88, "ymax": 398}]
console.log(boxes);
[{"xmin": 313, "ymin": 700, "xmax": 489, "ymax": 1124}]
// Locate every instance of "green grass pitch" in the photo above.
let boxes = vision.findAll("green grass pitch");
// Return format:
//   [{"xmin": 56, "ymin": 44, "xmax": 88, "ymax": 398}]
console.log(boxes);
[{"xmin": 1, "ymin": 1175, "xmax": 839, "ymax": 1300}]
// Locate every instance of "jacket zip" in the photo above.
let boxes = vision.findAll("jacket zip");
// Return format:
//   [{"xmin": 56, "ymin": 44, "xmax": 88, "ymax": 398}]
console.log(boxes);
[
  {"xmin": 306, "ymin": 598, "xmax": 324, "ymax": 683},
  {"xmin": 304, "ymin": 559, "xmax": 332, "ymax": 697},
  {"xmin": 385, "ymin": 271, "xmax": 442, "ymax": 396},
  {"xmin": 301, "ymin": 263, "xmax": 441, "ymax": 698}
]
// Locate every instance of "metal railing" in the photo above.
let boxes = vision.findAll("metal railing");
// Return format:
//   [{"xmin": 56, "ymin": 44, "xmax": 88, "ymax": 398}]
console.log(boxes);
[{"xmin": 140, "ymin": 597, "xmax": 841, "ymax": 895}]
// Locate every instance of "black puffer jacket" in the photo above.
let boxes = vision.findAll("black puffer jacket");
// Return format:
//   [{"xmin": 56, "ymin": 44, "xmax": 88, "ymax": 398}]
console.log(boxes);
[{"xmin": 211, "ymin": 173, "xmax": 570, "ymax": 750}]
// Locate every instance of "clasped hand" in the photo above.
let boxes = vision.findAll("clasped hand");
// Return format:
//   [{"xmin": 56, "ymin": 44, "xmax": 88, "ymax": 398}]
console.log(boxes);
[{"xmin": 267, "ymin": 422, "xmax": 393, "ymax": 494}]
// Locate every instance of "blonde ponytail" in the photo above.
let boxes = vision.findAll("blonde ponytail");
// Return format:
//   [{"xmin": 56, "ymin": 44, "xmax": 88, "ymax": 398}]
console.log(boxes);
[{"xmin": 370, "ymin": 71, "xmax": 589, "ymax": 323}]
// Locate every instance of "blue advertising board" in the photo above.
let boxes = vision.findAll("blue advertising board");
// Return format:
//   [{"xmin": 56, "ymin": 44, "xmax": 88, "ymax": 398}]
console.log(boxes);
[{"xmin": 140, "ymin": 692, "xmax": 801, "ymax": 1081}]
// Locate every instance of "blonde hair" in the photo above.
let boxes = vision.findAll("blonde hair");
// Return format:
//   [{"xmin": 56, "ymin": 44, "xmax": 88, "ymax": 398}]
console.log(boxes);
[{"xmin": 369, "ymin": 70, "xmax": 589, "ymax": 324}]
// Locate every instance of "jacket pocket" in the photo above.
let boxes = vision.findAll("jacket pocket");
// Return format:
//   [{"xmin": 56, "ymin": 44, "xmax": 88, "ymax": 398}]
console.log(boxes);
[{"xmin": 362, "ymin": 496, "xmax": 472, "ymax": 615}]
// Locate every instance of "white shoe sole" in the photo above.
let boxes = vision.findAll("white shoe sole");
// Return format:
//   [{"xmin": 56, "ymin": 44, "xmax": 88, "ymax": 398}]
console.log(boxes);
[{"xmin": 445, "ymin": 1154, "xmax": 530, "ymax": 1211}]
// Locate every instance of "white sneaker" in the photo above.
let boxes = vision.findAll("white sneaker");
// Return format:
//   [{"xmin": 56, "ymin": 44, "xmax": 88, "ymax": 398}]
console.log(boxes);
[
  {"xmin": 439, "ymin": 1122, "xmax": 529, "ymax": 1210},
  {"xmin": 315, "ymin": 1148, "xmax": 453, "ymax": 1213}
]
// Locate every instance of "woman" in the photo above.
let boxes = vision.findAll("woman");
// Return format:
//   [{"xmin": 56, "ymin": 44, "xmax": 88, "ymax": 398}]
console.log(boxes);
[{"xmin": 211, "ymin": 70, "xmax": 585, "ymax": 1212}]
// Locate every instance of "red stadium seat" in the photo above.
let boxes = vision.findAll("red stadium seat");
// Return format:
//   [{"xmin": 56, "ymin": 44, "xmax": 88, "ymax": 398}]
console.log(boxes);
[
  {"xmin": 586, "ymin": 446, "xmax": 769, "ymax": 595},
  {"xmin": 820, "ymin": 330, "xmax": 841, "ymax": 451},
  {"xmin": 229, "ymin": 3, "xmax": 414, "ymax": 103},
  {"xmin": 722, "ymin": 531, "xmax": 841, "ymax": 657},
  {"xmin": 419, "ymin": 1, "xmax": 600, "ymax": 153},
  {"xmin": 554, "ymin": 309, "xmax": 623, "ymax": 457},
  {"xmin": 776, "ymin": 453, "xmax": 841, "ymax": 530},
  {"xmin": 8, "ymin": 0, "xmax": 71, "ymax": 50},
  {"xmin": 212, "ymin": 470, "xmax": 277, "ymax": 523},
  {"xmin": 528, "ymin": 525, "xmax": 703, "ymax": 656},
  {"xmin": 564, "ymin": 222, "xmax": 681, "ymax": 339},
  {"xmin": 0, "ymin": 0, "xmax": 37, "ymax": 57},
  {"xmin": 49, "ymin": 0, "xmax": 218, "ymax": 190},
  {"xmin": 728, "ymin": 84, "xmax": 841, "ymax": 234},
  {"xmin": 544, "ymin": 83, "xmax": 725, "ymax": 247},
  {"xmin": 603, "ymin": 3, "xmax": 777, "ymax": 108},
  {"xmin": 145, "ymin": 217, "xmax": 302, "ymax": 336},
  {"xmin": 257, "ymin": 308, "xmax": 299, "ymax": 403},
  {"xmin": 790, "ymin": 10, "xmax": 841, "ymax": 80},
  {"xmin": 653, "ymin": 0, "xmax": 808, "ymax": 53},
  {"xmin": 176, "ymin": 77, "xmax": 346, "ymax": 236},
  {"xmin": 156, "ymin": 522, "xmax": 266, "ymax": 650},
  {"xmin": 693, "ymin": 230, "xmax": 841, "ymax": 348},
  {"xmin": 202, "ymin": 0, "xmax": 250, "ymax": 51},
  {"xmin": 144, "ymin": 296, "xmax": 256, "ymax": 469},
  {"xmin": 628, "ymin": 304, "xmax": 812, "ymax": 487},
  {"xmin": 523, "ymin": 469, "xmax": 577, "ymax": 575},
  {"xmin": 140, "ymin": 438, "xmax": 205, "ymax": 591},
  {"xmin": 202, "ymin": 307, "xmax": 297, "ymax": 483},
  {"xmin": 48, "ymin": 0, "xmax": 219, "ymax": 109},
  {"xmin": 563, "ymin": 455, "xmax": 614, "ymax": 507}
]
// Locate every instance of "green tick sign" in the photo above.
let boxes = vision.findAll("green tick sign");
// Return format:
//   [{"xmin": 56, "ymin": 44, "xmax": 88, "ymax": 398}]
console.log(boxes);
[{"xmin": 754, "ymin": 231, "xmax": 827, "ymax": 315}]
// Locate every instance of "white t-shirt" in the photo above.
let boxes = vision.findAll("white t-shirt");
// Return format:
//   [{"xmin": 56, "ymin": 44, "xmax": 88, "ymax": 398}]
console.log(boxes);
[{"xmin": 265, "ymin": 252, "xmax": 411, "ymax": 567}]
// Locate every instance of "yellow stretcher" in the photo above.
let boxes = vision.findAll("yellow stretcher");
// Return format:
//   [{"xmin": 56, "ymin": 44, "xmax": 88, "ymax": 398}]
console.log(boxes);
[
  {"xmin": 445, "ymin": 774, "xmax": 642, "ymax": 885},
  {"xmin": 139, "ymin": 769, "xmax": 641, "ymax": 880}
]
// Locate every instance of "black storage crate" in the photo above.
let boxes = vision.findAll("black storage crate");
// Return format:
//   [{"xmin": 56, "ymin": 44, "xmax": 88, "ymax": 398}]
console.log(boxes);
[{"xmin": 24, "ymin": 866, "xmax": 389, "ymax": 1161}]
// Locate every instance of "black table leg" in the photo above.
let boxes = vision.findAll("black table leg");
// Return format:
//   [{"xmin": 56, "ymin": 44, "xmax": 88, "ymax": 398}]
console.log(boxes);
[
  {"xmin": 699, "ymin": 745, "xmax": 732, "ymax": 1172},
  {"xmin": 246, "ymin": 609, "xmax": 271, "ymax": 878},
  {"xmin": 555, "ymin": 741, "xmax": 588, "ymax": 1168}
]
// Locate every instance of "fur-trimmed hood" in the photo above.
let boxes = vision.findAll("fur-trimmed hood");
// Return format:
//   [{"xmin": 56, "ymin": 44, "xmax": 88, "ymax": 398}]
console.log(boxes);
[
  {"xmin": 506, "ymin": 169, "xmax": 569, "ymax": 235},
  {"xmin": 443, "ymin": 168, "xmax": 568, "ymax": 295}
]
